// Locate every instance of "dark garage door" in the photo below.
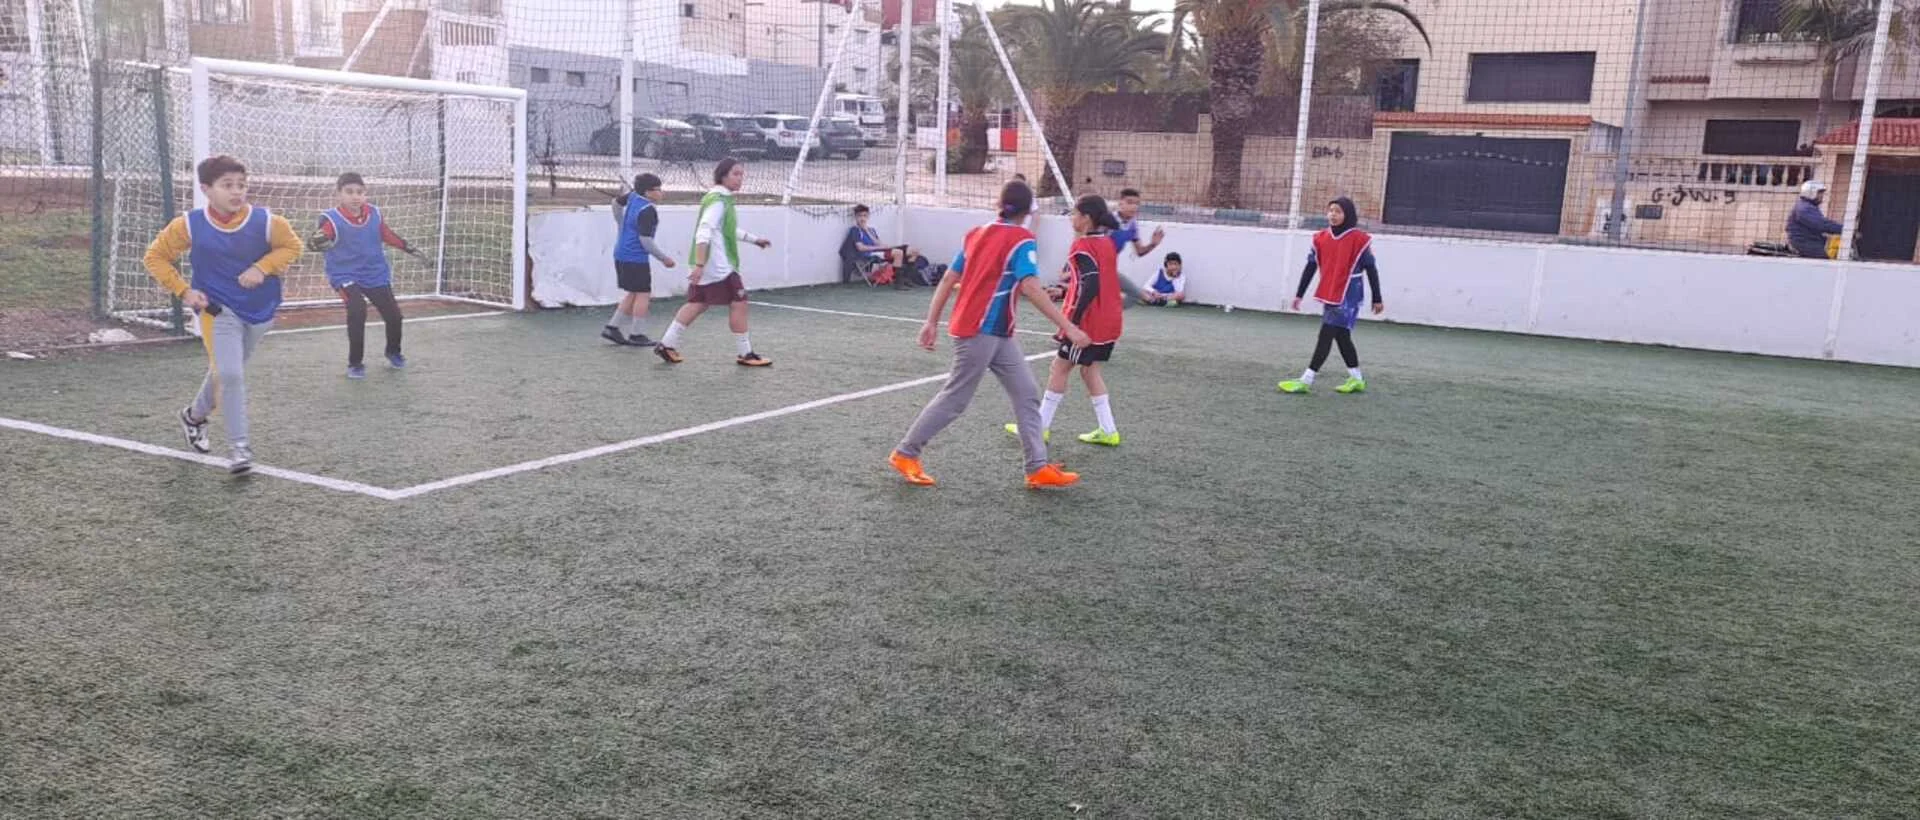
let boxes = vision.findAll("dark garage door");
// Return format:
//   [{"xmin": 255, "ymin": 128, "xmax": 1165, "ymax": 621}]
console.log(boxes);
[{"xmin": 1383, "ymin": 133, "xmax": 1571, "ymax": 235}]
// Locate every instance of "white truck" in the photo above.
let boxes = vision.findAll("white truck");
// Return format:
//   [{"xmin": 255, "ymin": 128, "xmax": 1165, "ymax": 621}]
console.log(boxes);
[{"xmin": 834, "ymin": 93, "xmax": 887, "ymax": 146}]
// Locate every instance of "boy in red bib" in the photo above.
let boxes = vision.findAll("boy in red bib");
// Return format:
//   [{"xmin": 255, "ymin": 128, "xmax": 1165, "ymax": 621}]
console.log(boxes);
[
  {"xmin": 1005, "ymin": 194, "xmax": 1125, "ymax": 446},
  {"xmin": 1279, "ymin": 198, "xmax": 1384, "ymax": 395}
]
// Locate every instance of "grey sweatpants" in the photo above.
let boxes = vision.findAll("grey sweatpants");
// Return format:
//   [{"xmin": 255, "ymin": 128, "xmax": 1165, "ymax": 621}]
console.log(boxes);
[
  {"xmin": 1118, "ymin": 273, "xmax": 1146, "ymax": 307},
  {"xmin": 898, "ymin": 334, "xmax": 1048, "ymax": 473},
  {"xmin": 190, "ymin": 309, "xmax": 273, "ymax": 449}
]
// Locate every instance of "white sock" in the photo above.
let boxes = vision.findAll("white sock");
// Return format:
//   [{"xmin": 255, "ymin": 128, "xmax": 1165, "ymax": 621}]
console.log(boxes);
[
  {"xmin": 609, "ymin": 306, "xmax": 630, "ymax": 327},
  {"xmin": 628, "ymin": 307, "xmax": 648, "ymax": 334},
  {"xmin": 660, "ymin": 320, "xmax": 687, "ymax": 349},
  {"xmin": 1091, "ymin": 394, "xmax": 1116, "ymax": 435},
  {"xmin": 1348, "ymin": 367, "xmax": 1364, "ymax": 383},
  {"xmin": 735, "ymin": 333, "xmax": 753, "ymax": 357},
  {"xmin": 1038, "ymin": 390, "xmax": 1065, "ymax": 431},
  {"xmin": 1300, "ymin": 368, "xmax": 1317, "ymax": 384}
]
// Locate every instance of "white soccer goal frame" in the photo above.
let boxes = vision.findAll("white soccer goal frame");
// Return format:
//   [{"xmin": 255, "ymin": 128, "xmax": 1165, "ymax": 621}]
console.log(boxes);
[{"xmin": 186, "ymin": 57, "xmax": 529, "ymax": 313}]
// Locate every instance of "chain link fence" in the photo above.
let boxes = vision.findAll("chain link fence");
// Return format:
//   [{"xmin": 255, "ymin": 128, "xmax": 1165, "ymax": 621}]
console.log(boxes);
[{"xmin": 2, "ymin": 0, "xmax": 1915, "ymax": 349}]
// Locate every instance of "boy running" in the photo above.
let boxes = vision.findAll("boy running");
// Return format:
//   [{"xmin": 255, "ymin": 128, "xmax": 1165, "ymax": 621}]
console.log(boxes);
[
  {"xmin": 889, "ymin": 180, "xmax": 1092, "ymax": 489},
  {"xmin": 143, "ymin": 155, "xmax": 304, "ymax": 474},
  {"xmin": 309, "ymin": 172, "xmax": 422, "ymax": 378},
  {"xmin": 655, "ymin": 158, "xmax": 773, "ymax": 366},
  {"xmin": 1005, "ymin": 194, "xmax": 1126, "ymax": 447},
  {"xmin": 605, "ymin": 173, "xmax": 677, "ymax": 346},
  {"xmin": 1110, "ymin": 188, "xmax": 1162, "ymax": 305},
  {"xmin": 1279, "ymin": 197, "xmax": 1384, "ymax": 395}
]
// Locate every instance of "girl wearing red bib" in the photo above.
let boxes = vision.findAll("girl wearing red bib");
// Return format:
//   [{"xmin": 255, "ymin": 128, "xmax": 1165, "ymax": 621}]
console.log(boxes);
[
  {"xmin": 1279, "ymin": 198, "xmax": 1384, "ymax": 395},
  {"xmin": 889, "ymin": 180, "xmax": 1091, "ymax": 490},
  {"xmin": 1004, "ymin": 195, "xmax": 1126, "ymax": 446}
]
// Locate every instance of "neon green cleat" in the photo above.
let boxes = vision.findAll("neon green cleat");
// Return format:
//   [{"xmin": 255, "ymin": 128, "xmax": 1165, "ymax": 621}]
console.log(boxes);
[
  {"xmin": 1077, "ymin": 430, "xmax": 1122, "ymax": 447},
  {"xmin": 1277, "ymin": 380, "xmax": 1312, "ymax": 394},
  {"xmin": 1003, "ymin": 423, "xmax": 1050, "ymax": 442},
  {"xmin": 1334, "ymin": 377, "xmax": 1366, "ymax": 394}
]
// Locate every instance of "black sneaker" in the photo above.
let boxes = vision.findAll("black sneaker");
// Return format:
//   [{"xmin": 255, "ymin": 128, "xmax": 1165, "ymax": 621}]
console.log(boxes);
[
  {"xmin": 179, "ymin": 406, "xmax": 211, "ymax": 453},
  {"xmin": 626, "ymin": 332, "xmax": 656, "ymax": 347},
  {"xmin": 228, "ymin": 445, "xmax": 254, "ymax": 475},
  {"xmin": 601, "ymin": 325, "xmax": 632, "ymax": 345}
]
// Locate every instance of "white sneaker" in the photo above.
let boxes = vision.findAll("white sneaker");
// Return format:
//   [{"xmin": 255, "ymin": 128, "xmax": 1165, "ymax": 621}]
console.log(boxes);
[
  {"xmin": 179, "ymin": 407, "xmax": 210, "ymax": 453},
  {"xmin": 228, "ymin": 445, "xmax": 254, "ymax": 475}
]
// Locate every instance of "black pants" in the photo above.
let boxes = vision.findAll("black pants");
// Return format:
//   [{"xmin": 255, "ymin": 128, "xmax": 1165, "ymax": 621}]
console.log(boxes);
[
  {"xmin": 341, "ymin": 284, "xmax": 403, "ymax": 365},
  {"xmin": 1308, "ymin": 324, "xmax": 1359, "ymax": 371}
]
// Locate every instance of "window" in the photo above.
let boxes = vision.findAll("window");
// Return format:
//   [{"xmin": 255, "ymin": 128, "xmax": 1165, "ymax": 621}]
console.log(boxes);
[
  {"xmin": 1733, "ymin": 0, "xmax": 1786, "ymax": 43},
  {"xmin": 530, "ymin": 67, "xmax": 551, "ymax": 83},
  {"xmin": 1375, "ymin": 59, "xmax": 1419, "ymax": 113},
  {"xmin": 853, "ymin": 67, "xmax": 869, "ymax": 85},
  {"xmin": 565, "ymin": 71, "xmax": 587, "ymax": 87},
  {"xmin": 196, "ymin": 0, "xmax": 249, "ymax": 24},
  {"xmin": 457, "ymin": 71, "xmax": 478, "ymax": 84},
  {"xmin": 682, "ymin": 3, "xmax": 695, "ymax": 17},
  {"xmin": 1467, "ymin": 52, "xmax": 1595, "ymax": 103},
  {"xmin": 1702, "ymin": 119, "xmax": 1801, "ymax": 156},
  {"xmin": 826, "ymin": 24, "xmax": 839, "ymax": 34},
  {"xmin": 441, "ymin": 22, "xmax": 496, "ymax": 46},
  {"xmin": 0, "ymin": 0, "xmax": 25, "ymax": 53},
  {"xmin": 444, "ymin": 0, "xmax": 502, "ymax": 15}
]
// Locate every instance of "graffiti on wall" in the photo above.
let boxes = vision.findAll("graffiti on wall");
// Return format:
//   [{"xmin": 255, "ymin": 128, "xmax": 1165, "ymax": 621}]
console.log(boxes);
[{"xmin": 1650, "ymin": 186, "xmax": 1741, "ymax": 206}]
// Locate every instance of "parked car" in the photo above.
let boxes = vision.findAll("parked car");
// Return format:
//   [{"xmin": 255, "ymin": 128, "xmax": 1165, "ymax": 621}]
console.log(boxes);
[
  {"xmin": 821, "ymin": 117, "xmax": 865, "ymax": 160},
  {"xmin": 588, "ymin": 117, "xmax": 705, "ymax": 160},
  {"xmin": 752, "ymin": 115, "xmax": 822, "ymax": 160},
  {"xmin": 684, "ymin": 113, "xmax": 768, "ymax": 159}
]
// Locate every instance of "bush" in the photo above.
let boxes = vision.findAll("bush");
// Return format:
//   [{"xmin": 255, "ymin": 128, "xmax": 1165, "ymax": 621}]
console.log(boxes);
[{"xmin": 926, "ymin": 146, "xmax": 989, "ymax": 174}]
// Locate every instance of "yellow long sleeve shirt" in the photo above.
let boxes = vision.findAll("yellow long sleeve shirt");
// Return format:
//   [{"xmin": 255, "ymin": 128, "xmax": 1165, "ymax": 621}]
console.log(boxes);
[{"xmin": 142, "ymin": 206, "xmax": 303, "ymax": 298}]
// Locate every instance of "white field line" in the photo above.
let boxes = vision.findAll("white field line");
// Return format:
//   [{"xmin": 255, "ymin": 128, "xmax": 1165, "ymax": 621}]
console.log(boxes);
[
  {"xmin": 385, "ymin": 351, "xmax": 1052, "ymax": 498},
  {"xmin": 0, "ymin": 416, "xmax": 400, "ymax": 500},
  {"xmin": 266, "ymin": 310, "xmax": 509, "ymax": 336},
  {"xmin": 6, "ymin": 304, "xmax": 1053, "ymax": 500},
  {"xmin": 752, "ymin": 300, "xmax": 1057, "ymax": 337}
]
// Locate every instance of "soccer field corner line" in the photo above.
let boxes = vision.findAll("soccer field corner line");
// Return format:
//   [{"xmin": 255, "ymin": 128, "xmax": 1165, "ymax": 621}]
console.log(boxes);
[
  {"xmin": 266, "ymin": 309, "xmax": 510, "ymax": 337},
  {"xmin": 1, "ymin": 349, "xmax": 1052, "ymax": 503},
  {"xmin": 752, "ymin": 300, "xmax": 1057, "ymax": 337},
  {"xmin": 381, "ymin": 350, "xmax": 1055, "ymax": 500},
  {"xmin": 0, "ymin": 415, "xmax": 403, "ymax": 500}
]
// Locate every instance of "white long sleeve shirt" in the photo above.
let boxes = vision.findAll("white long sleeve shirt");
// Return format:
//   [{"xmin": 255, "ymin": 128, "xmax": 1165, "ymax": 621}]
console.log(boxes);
[{"xmin": 693, "ymin": 186, "xmax": 760, "ymax": 284}]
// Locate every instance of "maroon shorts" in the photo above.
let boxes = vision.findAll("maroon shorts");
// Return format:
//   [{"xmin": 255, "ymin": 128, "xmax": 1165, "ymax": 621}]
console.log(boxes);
[{"xmin": 688, "ymin": 272, "xmax": 747, "ymax": 305}]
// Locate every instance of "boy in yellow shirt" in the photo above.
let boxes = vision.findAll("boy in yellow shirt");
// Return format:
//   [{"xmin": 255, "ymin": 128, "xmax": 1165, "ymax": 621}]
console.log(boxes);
[{"xmin": 143, "ymin": 155, "xmax": 304, "ymax": 474}]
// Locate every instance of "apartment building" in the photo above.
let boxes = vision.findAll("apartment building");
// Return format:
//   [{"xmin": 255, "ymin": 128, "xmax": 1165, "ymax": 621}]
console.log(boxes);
[{"xmin": 1359, "ymin": 0, "xmax": 1917, "ymax": 256}]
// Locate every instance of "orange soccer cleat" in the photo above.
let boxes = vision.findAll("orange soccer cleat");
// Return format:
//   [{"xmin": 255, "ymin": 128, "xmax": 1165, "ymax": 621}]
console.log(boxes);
[
  {"xmin": 1024, "ymin": 463, "xmax": 1080, "ymax": 489},
  {"xmin": 889, "ymin": 451, "xmax": 936, "ymax": 486}
]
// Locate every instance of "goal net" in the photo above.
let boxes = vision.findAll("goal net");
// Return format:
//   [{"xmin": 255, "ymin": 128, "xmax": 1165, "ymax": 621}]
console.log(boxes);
[{"xmin": 104, "ymin": 58, "xmax": 527, "ymax": 328}]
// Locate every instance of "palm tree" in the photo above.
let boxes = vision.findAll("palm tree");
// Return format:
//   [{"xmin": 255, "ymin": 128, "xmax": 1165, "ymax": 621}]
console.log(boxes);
[
  {"xmin": 1779, "ymin": 0, "xmax": 1915, "ymax": 142},
  {"xmin": 1172, "ymin": 0, "xmax": 1428, "ymax": 209},
  {"xmin": 901, "ymin": 4, "xmax": 1007, "ymax": 174},
  {"xmin": 999, "ymin": 0, "xmax": 1167, "ymax": 195}
]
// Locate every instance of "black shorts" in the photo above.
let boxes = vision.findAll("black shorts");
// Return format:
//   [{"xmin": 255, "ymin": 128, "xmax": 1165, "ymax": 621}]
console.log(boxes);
[
  {"xmin": 1057, "ymin": 340, "xmax": 1115, "ymax": 365},
  {"xmin": 615, "ymin": 261, "xmax": 652, "ymax": 293}
]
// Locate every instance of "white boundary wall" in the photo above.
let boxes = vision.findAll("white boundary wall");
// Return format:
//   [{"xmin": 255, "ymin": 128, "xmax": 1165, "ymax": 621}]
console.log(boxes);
[
  {"xmin": 529, "ymin": 205, "xmax": 899, "ymax": 306},
  {"xmin": 527, "ymin": 204, "xmax": 1920, "ymax": 368}
]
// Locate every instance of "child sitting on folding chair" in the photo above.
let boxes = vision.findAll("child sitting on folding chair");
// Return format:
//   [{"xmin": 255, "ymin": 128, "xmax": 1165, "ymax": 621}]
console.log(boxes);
[{"xmin": 844, "ymin": 204, "xmax": 924, "ymax": 287}]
